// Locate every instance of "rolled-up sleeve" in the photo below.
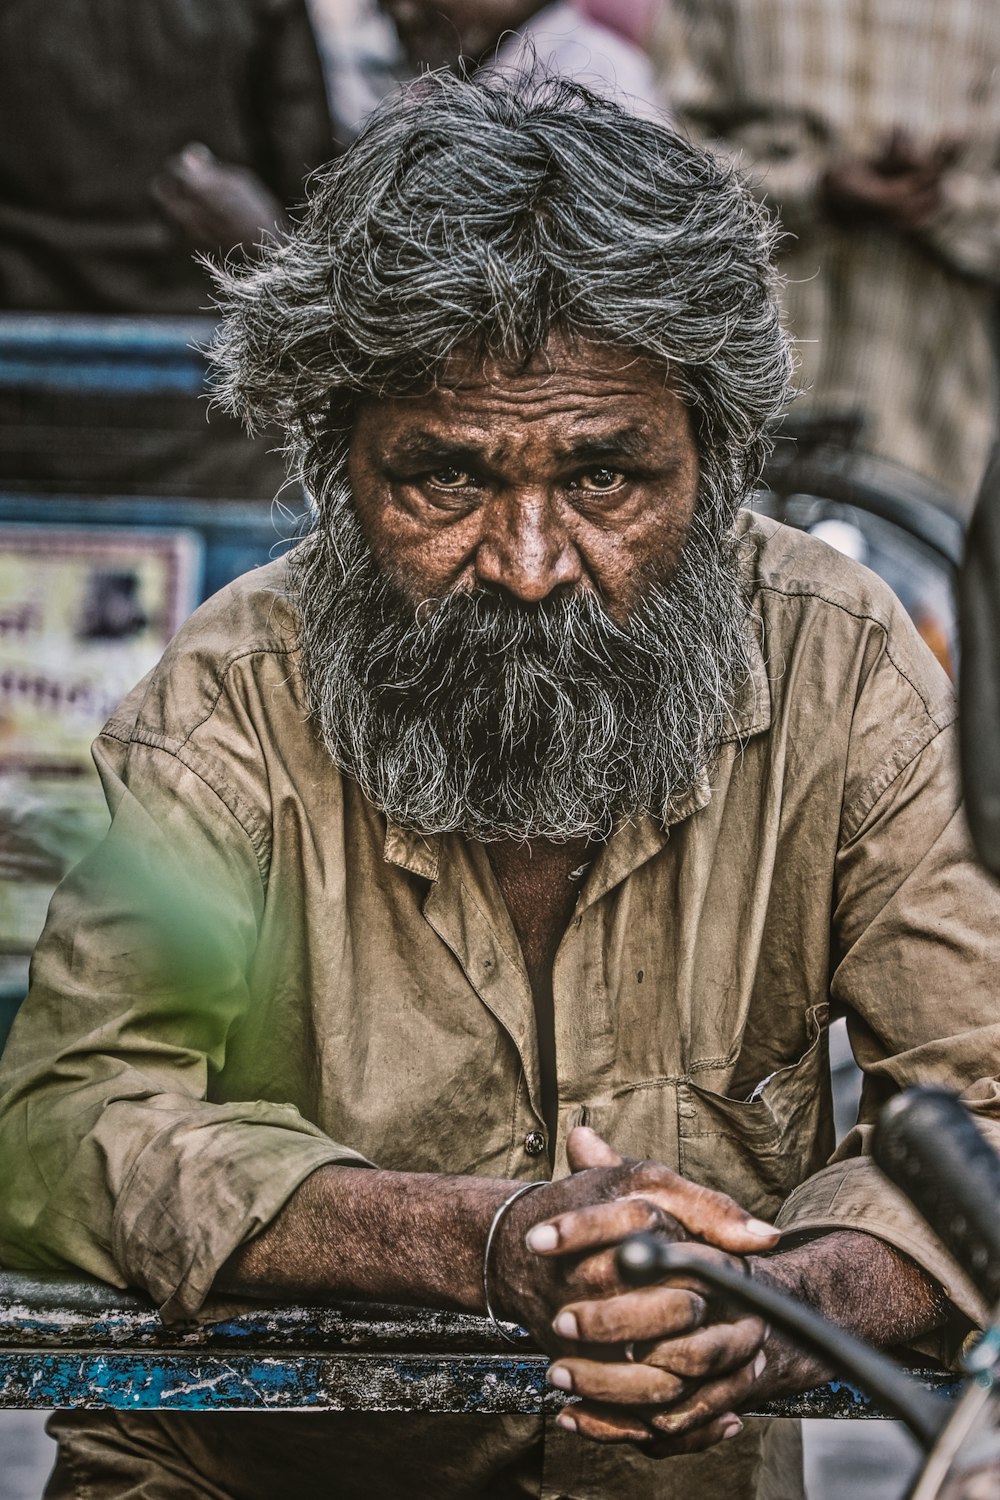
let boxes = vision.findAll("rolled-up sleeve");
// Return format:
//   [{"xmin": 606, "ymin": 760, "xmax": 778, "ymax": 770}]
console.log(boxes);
[
  {"xmin": 776, "ymin": 720, "xmax": 1000, "ymax": 1329},
  {"xmin": 0, "ymin": 728, "xmax": 370, "ymax": 1321}
]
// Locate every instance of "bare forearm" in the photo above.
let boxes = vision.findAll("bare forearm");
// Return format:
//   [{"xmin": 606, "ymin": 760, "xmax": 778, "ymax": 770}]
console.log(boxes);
[
  {"xmin": 217, "ymin": 1165, "xmax": 514, "ymax": 1312},
  {"xmin": 750, "ymin": 1230, "xmax": 949, "ymax": 1396}
]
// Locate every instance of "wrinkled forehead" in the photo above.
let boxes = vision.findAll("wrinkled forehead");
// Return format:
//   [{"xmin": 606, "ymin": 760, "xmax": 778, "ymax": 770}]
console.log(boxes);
[
  {"xmin": 352, "ymin": 335, "xmax": 694, "ymax": 449},
  {"xmin": 435, "ymin": 335, "xmax": 671, "ymax": 395}
]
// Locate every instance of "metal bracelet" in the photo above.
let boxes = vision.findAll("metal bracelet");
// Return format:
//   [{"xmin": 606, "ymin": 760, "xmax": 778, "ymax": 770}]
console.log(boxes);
[{"xmin": 483, "ymin": 1180, "xmax": 548, "ymax": 1345}]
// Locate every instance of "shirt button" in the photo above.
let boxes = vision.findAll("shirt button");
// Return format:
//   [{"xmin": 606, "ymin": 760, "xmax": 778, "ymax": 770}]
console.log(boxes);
[{"xmin": 524, "ymin": 1130, "xmax": 547, "ymax": 1157}]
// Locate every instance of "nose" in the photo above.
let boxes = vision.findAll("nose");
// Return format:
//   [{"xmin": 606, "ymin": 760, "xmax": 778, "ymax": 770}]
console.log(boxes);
[{"xmin": 474, "ymin": 492, "xmax": 582, "ymax": 603}]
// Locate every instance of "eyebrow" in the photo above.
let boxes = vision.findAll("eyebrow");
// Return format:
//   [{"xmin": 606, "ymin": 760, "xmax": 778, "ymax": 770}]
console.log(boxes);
[
  {"xmin": 383, "ymin": 424, "xmax": 659, "ymax": 470},
  {"xmin": 552, "ymin": 426, "xmax": 656, "ymax": 465},
  {"xmin": 383, "ymin": 434, "xmax": 486, "ymax": 468}
]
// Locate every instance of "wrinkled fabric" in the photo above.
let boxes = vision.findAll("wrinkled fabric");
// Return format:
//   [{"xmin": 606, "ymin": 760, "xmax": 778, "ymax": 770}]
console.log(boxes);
[
  {"xmin": 2, "ymin": 512, "xmax": 999, "ymax": 1499},
  {"xmin": 41, "ymin": 1409, "xmax": 784, "ymax": 1500}
]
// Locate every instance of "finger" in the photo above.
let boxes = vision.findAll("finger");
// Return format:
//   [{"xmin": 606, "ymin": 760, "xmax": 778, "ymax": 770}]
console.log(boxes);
[
  {"xmin": 180, "ymin": 140, "xmax": 216, "ymax": 166},
  {"xmin": 899, "ymin": 192, "xmax": 942, "ymax": 226},
  {"xmin": 626, "ymin": 1166, "xmax": 780, "ymax": 1253},
  {"xmin": 541, "ymin": 1242, "xmax": 667, "ymax": 1302},
  {"xmin": 548, "ymin": 1356, "xmax": 687, "ymax": 1407},
  {"xmin": 150, "ymin": 171, "xmax": 186, "ymax": 203},
  {"xmin": 640, "ymin": 1412, "xmax": 744, "ymax": 1457},
  {"xmin": 648, "ymin": 1351, "xmax": 766, "ymax": 1437},
  {"xmin": 934, "ymin": 136, "xmax": 963, "ymax": 168},
  {"xmin": 526, "ymin": 1196, "xmax": 679, "ymax": 1256},
  {"xmin": 557, "ymin": 1403, "xmax": 653, "ymax": 1444},
  {"xmin": 565, "ymin": 1126, "xmax": 626, "ymax": 1173},
  {"xmin": 564, "ymin": 1244, "xmax": 629, "ymax": 1297},
  {"xmin": 644, "ymin": 1316, "xmax": 766, "ymax": 1379},
  {"xmin": 552, "ymin": 1285, "xmax": 707, "ymax": 1345}
]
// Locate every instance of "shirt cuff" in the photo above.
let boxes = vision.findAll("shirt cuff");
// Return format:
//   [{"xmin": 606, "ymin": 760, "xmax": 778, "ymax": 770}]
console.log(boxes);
[
  {"xmin": 776, "ymin": 1155, "xmax": 989, "ymax": 1332},
  {"xmin": 111, "ymin": 1101, "xmax": 374, "ymax": 1320}
]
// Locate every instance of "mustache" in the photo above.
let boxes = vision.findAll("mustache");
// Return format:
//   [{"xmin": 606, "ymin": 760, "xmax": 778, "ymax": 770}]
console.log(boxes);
[{"xmin": 380, "ymin": 586, "xmax": 648, "ymax": 690}]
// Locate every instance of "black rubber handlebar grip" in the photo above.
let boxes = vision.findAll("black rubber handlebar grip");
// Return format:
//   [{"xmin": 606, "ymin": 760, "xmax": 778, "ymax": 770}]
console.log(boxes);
[{"xmin": 873, "ymin": 1086, "xmax": 1000, "ymax": 1305}]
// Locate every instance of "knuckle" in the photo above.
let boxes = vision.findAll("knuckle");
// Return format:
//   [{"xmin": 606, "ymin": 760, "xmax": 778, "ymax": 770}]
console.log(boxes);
[
  {"xmin": 634, "ymin": 1159, "xmax": 673, "ymax": 1188},
  {"xmin": 651, "ymin": 1405, "xmax": 699, "ymax": 1436},
  {"xmin": 727, "ymin": 1360, "xmax": 759, "ymax": 1400},
  {"xmin": 648, "ymin": 1370, "xmax": 687, "ymax": 1404},
  {"xmin": 747, "ymin": 1317, "xmax": 767, "ymax": 1347},
  {"xmin": 673, "ymin": 1343, "xmax": 715, "ymax": 1378},
  {"xmin": 686, "ymin": 1291, "xmax": 708, "ymax": 1326},
  {"xmin": 585, "ymin": 1252, "xmax": 617, "ymax": 1291}
]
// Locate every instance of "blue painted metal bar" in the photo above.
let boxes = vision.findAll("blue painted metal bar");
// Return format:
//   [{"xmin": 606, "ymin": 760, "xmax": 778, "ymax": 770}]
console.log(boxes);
[
  {"xmin": 0, "ymin": 314, "xmax": 217, "ymax": 396},
  {"xmin": 0, "ymin": 1272, "xmax": 961, "ymax": 1417},
  {"xmin": 0, "ymin": 493, "xmax": 303, "ymax": 602}
]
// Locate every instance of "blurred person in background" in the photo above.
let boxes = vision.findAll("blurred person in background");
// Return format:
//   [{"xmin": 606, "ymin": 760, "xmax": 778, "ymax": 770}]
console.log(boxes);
[
  {"xmin": 0, "ymin": 0, "xmax": 333, "ymax": 313},
  {"xmin": 0, "ymin": 0, "xmax": 335, "ymax": 500},
  {"xmin": 381, "ymin": 0, "xmax": 660, "ymax": 112},
  {"xmin": 307, "ymin": 0, "xmax": 409, "ymax": 143},
  {"xmin": 576, "ymin": 0, "xmax": 655, "ymax": 46},
  {"xmin": 648, "ymin": 0, "xmax": 1000, "ymax": 516}
]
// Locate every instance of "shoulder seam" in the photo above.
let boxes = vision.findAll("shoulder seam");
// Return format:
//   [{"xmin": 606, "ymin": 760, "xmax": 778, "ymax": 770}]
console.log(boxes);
[
  {"xmin": 175, "ymin": 643, "xmax": 297, "ymax": 753},
  {"xmin": 99, "ymin": 643, "xmax": 299, "ymax": 886},
  {"xmin": 102, "ymin": 642, "xmax": 297, "ymax": 749},
  {"xmin": 840, "ymin": 721, "xmax": 954, "ymax": 844},
  {"xmin": 756, "ymin": 581, "xmax": 948, "ymax": 723},
  {"xmin": 99, "ymin": 735, "xmax": 270, "ymax": 889}
]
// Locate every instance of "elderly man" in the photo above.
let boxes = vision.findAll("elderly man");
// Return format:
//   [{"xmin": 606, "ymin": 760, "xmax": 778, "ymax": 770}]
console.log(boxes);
[{"xmin": 1, "ymin": 74, "xmax": 998, "ymax": 1500}]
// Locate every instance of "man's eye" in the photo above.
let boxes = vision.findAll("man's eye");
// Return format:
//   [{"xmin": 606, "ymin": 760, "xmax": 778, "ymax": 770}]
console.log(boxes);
[
  {"xmin": 427, "ymin": 466, "xmax": 475, "ymax": 489},
  {"xmin": 573, "ymin": 467, "xmax": 626, "ymax": 493}
]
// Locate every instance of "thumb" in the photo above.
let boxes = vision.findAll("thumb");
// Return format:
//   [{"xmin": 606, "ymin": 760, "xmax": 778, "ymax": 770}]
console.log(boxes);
[{"xmin": 566, "ymin": 1125, "xmax": 625, "ymax": 1172}]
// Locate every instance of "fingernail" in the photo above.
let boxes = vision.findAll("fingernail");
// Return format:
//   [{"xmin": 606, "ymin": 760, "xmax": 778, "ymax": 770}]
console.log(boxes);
[
  {"xmin": 556, "ymin": 1410, "xmax": 578, "ymax": 1432},
  {"xmin": 754, "ymin": 1351, "xmax": 767, "ymax": 1378},
  {"xmin": 548, "ymin": 1365, "xmax": 573, "ymax": 1392},
  {"xmin": 722, "ymin": 1417, "xmax": 744, "ymax": 1441},
  {"xmin": 745, "ymin": 1218, "xmax": 779, "ymax": 1238},
  {"xmin": 552, "ymin": 1311, "xmax": 579, "ymax": 1340},
  {"xmin": 526, "ymin": 1224, "xmax": 559, "ymax": 1252}
]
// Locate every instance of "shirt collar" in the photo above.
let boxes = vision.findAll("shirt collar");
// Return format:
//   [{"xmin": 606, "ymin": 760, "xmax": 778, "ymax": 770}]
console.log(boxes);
[
  {"xmin": 721, "ymin": 604, "xmax": 772, "ymax": 742},
  {"xmin": 383, "ymin": 822, "xmax": 440, "ymax": 880}
]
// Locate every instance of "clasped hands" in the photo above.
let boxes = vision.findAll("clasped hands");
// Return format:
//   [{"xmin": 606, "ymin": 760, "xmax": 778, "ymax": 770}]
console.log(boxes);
[
  {"xmin": 823, "ymin": 127, "xmax": 961, "ymax": 233},
  {"xmin": 491, "ymin": 1126, "xmax": 782, "ymax": 1457}
]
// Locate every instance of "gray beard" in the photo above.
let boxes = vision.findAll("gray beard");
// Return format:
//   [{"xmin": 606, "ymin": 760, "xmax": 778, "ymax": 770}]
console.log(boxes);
[{"xmin": 289, "ymin": 489, "xmax": 754, "ymax": 842}]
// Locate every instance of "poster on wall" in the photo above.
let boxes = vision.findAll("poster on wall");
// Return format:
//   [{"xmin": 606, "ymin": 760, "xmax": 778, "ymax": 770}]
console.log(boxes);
[{"xmin": 0, "ymin": 524, "xmax": 203, "ymax": 955}]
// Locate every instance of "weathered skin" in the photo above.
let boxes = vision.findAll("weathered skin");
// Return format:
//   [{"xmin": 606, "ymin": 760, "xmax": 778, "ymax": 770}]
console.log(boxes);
[{"xmin": 221, "ymin": 340, "xmax": 947, "ymax": 1457}]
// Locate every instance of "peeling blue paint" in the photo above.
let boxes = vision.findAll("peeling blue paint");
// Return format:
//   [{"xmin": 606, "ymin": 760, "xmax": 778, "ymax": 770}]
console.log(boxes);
[
  {"xmin": 0, "ymin": 1271, "xmax": 962, "ymax": 1418},
  {"xmin": 0, "ymin": 1352, "xmax": 563, "ymax": 1413}
]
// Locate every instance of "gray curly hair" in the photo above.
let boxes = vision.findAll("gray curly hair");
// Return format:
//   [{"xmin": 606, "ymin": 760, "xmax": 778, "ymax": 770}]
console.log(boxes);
[{"xmin": 210, "ymin": 70, "xmax": 793, "ymax": 524}]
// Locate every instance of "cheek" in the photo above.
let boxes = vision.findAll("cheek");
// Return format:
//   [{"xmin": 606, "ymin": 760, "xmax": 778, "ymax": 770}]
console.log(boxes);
[
  {"xmin": 583, "ymin": 511, "xmax": 693, "ymax": 603},
  {"xmin": 364, "ymin": 509, "xmax": 480, "ymax": 604}
]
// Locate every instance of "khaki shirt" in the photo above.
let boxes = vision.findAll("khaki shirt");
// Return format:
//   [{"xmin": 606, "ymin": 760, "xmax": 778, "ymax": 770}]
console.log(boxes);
[{"xmin": 2, "ymin": 512, "xmax": 999, "ymax": 1499}]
